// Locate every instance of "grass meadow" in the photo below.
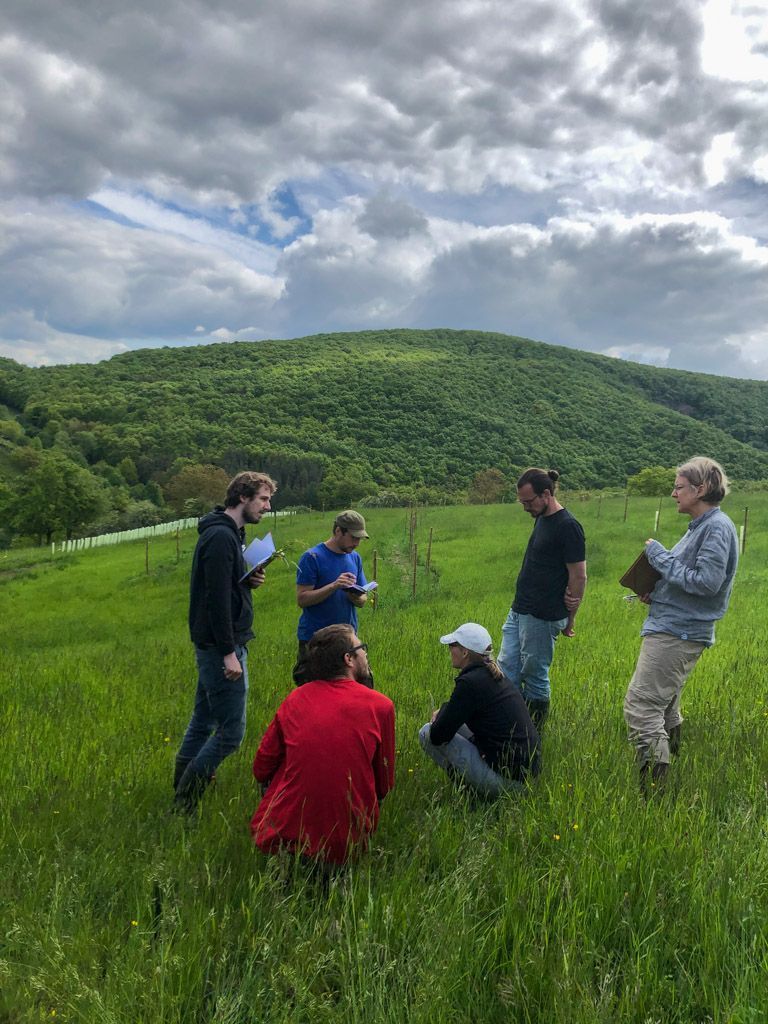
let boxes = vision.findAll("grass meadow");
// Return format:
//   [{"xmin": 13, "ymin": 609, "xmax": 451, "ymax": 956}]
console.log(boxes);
[{"xmin": 2, "ymin": 493, "xmax": 768, "ymax": 1024}]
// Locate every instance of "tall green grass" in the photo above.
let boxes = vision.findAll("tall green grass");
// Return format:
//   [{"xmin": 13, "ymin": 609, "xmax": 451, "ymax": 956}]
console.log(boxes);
[{"xmin": 2, "ymin": 494, "xmax": 767, "ymax": 1023}]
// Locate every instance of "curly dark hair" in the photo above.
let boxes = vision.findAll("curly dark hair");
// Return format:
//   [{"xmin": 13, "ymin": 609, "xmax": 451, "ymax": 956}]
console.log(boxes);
[{"xmin": 224, "ymin": 471, "xmax": 277, "ymax": 508}]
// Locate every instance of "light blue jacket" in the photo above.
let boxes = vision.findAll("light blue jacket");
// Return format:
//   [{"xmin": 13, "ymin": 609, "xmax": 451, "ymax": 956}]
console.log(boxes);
[{"xmin": 642, "ymin": 507, "xmax": 739, "ymax": 645}]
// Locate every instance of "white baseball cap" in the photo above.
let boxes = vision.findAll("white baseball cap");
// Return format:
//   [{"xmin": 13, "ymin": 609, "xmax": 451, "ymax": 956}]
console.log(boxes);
[{"xmin": 439, "ymin": 623, "xmax": 493, "ymax": 655}]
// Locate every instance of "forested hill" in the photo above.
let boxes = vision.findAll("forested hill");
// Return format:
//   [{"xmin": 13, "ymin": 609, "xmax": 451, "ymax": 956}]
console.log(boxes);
[{"xmin": 1, "ymin": 329, "xmax": 768, "ymax": 539}]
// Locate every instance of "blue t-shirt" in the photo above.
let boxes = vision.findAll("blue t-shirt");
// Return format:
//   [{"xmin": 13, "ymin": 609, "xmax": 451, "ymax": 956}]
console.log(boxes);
[{"xmin": 296, "ymin": 543, "xmax": 367, "ymax": 641}]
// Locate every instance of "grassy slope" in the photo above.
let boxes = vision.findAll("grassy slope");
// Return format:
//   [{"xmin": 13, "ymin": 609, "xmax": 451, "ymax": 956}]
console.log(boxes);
[{"xmin": 2, "ymin": 494, "xmax": 768, "ymax": 1023}]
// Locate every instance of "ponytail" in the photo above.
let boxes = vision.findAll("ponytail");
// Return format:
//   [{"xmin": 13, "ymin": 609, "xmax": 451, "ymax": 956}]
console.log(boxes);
[{"xmin": 466, "ymin": 650, "xmax": 504, "ymax": 680}]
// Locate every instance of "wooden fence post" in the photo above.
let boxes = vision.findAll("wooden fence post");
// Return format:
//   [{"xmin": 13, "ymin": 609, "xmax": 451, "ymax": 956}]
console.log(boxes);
[
  {"xmin": 654, "ymin": 497, "xmax": 662, "ymax": 535},
  {"xmin": 742, "ymin": 507, "xmax": 749, "ymax": 553},
  {"xmin": 412, "ymin": 544, "xmax": 418, "ymax": 599},
  {"xmin": 145, "ymin": 537, "xmax": 150, "ymax": 575},
  {"xmin": 623, "ymin": 494, "xmax": 629, "ymax": 523},
  {"xmin": 425, "ymin": 527, "xmax": 433, "ymax": 574}
]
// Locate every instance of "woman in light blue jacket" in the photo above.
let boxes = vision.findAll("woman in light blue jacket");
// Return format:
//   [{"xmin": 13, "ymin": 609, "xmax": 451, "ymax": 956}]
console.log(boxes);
[{"xmin": 623, "ymin": 456, "xmax": 739, "ymax": 795}]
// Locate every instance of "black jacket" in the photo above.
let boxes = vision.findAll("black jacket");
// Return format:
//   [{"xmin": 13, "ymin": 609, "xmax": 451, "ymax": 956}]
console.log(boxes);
[
  {"xmin": 429, "ymin": 663, "xmax": 540, "ymax": 778},
  {"xmin": 188, "ymin": 508, "xmax": 254, "ymax": 654}
]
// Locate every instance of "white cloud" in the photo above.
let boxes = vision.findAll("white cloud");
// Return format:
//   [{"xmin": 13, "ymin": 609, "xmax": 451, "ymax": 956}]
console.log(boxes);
[
  {"xmin": 0, "ymin": 201, "xmax": 283, "ymax": 361},
  {"xmin": 89, "ymin": 188, "xmax": 280, "ymax": 274},
  {"xmin": 0, "ymin": 0, "xmax": 767, "ymax": 376},
  {"xmin": 603, "ymin": 343, "xmax": 673, "ymax": 367},
  {"xmin": 703, "ymin": 132, "xmax": 739, "ymax": 187},
  {"xmin": 0, "ymin": 310, "xmax": 130, "ymax": 366},
  {"xmin": 270, "ymin": 200, "xmax": 768, "ymax": 377},
  {"xmin": 0, "ymin": 0, "xmax": 760, "ymax": 202},
  {"xmin": 701, "ymin": 0, "xmax": 768, "ymax": 81}
]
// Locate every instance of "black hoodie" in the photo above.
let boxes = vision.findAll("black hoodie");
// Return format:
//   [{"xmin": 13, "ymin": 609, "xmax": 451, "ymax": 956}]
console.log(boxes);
[{"xmin": 188, "ymin": 508, "xmax": 254, "ymax": 654}]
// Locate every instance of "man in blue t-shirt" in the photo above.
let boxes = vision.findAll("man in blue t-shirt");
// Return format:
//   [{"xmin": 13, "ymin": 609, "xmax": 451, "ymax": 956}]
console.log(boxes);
[
  {"xmin": 293, "ymin": 510, "xmax": 372, "ymax": 685},
  {"xmin": 498, "ymin": 468, "xmax": 587, "ymax": 729}
]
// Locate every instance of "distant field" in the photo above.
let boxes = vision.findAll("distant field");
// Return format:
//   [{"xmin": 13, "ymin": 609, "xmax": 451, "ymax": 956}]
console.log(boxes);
[{"xmin": 3, "ymin": 494, "xmax": 767, "ymax": 1023}]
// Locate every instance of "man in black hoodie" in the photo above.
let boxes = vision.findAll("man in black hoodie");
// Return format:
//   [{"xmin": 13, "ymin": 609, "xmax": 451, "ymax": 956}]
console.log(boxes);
[{"xmin": 174, "ymin": 471, "xmax": 277, "ymax": 811}]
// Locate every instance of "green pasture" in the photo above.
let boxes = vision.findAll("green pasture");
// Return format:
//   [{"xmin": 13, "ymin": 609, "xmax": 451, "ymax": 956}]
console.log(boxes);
[{"xmin": 2, "ymin": 494, "xmax": 768, "ymax": 1023}]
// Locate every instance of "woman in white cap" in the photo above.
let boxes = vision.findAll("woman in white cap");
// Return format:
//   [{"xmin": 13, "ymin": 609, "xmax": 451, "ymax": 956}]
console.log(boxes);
[{"xmin": 418, "ymin": 623, "xmax": 541, "ymax": 797}]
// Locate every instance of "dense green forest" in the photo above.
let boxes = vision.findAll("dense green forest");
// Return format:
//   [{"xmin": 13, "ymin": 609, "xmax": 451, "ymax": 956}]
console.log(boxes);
[{"xmin": 2, "ymin": 328, "xmax": 768, "ymax": 544}]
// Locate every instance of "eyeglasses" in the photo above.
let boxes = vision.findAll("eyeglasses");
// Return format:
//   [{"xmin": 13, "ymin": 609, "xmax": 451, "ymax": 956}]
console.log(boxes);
[
  {"xmin": 346, "ymin": 643, "xmax": 368, "ymax": 656},
  {"xmin": 518, "ymin": 493, "xmax": 544, "ymax": 507}
]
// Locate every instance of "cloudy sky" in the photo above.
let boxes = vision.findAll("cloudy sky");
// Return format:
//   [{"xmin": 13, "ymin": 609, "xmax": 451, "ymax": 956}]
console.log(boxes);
[{"xmin": 1, "ymin": 0, "xmax": 767, "ymax": 377}]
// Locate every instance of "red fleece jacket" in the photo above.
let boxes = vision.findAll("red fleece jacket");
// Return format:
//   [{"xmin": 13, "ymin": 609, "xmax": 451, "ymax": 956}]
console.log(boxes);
[{"xmin": 251, "ymin": 677, "xmax": 395, "ymax": 864}]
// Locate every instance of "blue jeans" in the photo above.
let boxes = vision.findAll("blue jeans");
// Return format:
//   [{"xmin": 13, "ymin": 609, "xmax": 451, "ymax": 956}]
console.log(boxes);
[
  {"xmin": 498, "ymin": 610, "xmax": 567, "ymax": 702},
  {"xmin": 175, "ymin": 644, "xmax": 249, "ymax": 785},
  {"xmin": 418, "ymin": 723, "xmax": 524, "ymax": 798}
]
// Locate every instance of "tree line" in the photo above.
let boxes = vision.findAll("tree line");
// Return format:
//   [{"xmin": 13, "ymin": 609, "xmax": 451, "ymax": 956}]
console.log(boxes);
[{"xmin": 1, "ymin": 329, "xmax": 768, "ymax": 545}]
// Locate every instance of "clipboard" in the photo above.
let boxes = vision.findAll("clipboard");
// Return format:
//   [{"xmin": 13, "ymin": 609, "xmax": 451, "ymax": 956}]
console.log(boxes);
[
  {"xmin": 239, "ymin": 532, "xmax": 283, "ymax": 581},
  {"xmin": 619, "ymin": 550, "xmax": 661, "ymax": 597}
]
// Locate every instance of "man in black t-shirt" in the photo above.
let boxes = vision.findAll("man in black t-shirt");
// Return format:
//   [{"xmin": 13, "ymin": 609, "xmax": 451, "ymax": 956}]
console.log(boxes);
[{"xmin": 498, "ymin": 468, "xmax": 587, "ymax": 728}]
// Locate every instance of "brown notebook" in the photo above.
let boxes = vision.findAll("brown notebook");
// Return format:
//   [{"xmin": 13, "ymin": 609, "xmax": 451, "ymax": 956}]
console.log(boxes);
[{"xmin": 619, "ymin": 550, "xmax": 661, "ymax": 596}]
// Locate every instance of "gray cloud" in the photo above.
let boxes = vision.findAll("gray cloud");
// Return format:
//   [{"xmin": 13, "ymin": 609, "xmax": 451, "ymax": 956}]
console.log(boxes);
[
  {"xmin": 269, "ymin": 205, "xmax": 768, "ymax": 378},
  {"xmin": 2, "ymin": 197, "xmax": 768, "ymax": 377},
  {"xmin": 2, "ymin": 0, "xmax": 764, "ymax": 202},
  {"xmin": 356, "ymin": 193, "xmax": 429, "ymax": 240},
  {"xmin": 1, "ymin": 0, "xmax": 767, "ymax": 376}
]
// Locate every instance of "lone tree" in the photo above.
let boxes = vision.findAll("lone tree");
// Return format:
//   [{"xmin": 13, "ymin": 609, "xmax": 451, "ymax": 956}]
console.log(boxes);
[
  {"xmin": 164, "ymin": 464, "xmax": 229, "ymax": 515},
  {"xmin": 626, "ymin": 466, "xmax": 676, "ymax": 496},
  {"xmin": 468, "ymin": 468, "xmax": 507, "ymax": 505}
]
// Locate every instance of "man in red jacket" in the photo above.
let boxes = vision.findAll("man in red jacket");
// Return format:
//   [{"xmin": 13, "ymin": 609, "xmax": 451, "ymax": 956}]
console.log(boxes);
[{"xmin": 251, "ymin": 624, "xmax": 395, "ymax": 865}]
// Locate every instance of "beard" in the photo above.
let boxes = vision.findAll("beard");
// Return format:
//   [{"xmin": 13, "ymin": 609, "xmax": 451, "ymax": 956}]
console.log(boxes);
[{"xmin": 354, "ymin": 668, "xmax": 375, "ymax": 690}]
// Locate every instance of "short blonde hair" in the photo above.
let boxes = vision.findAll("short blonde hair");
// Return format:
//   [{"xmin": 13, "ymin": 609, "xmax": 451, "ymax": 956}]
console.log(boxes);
[{"xmin": 677, "ymin": 457, "xmax": 729, "ymax": 504}]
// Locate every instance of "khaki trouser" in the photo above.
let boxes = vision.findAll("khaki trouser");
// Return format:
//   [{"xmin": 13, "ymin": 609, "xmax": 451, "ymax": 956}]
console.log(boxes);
[{"xmin": 623, "ymin": 633, "xmax": 706, "ymax": 766}]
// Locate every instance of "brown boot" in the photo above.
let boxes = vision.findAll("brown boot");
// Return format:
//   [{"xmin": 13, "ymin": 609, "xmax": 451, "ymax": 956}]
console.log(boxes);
[
  {"xmin": 640, "ymin": 761, "xmax": 668, "ymax": 799},
  {"xmin": 668, "ymin": 724, "xmax": 682, "ymax": 757}
]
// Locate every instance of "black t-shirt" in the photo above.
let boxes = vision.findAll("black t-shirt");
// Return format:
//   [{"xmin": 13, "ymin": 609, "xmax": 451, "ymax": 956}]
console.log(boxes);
[
  {"xmin": 513, "ymin": 508, "xmax": 585, "ymax": 621},
  {"xmin": 429, "ymin": 664, "xmax": 540, "ymax": 778}
]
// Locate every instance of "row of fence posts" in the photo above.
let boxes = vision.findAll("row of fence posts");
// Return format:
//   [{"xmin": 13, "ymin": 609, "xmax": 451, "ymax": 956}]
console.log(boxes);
[
  {"xmin": 144, "ymin": 528, "xmax": 183, "ymax": 574},
  {"xmin": 85, "ymin": 497, "xmax": 754, "ymax": 580},
  {"xmin": 397, "ymin": 491, "xmax": 753, "ymax": 598},
  {"xmin": 650, "ymin": 499, "xmax": 749, "ymax": 555},
  {"xmin": 406, "ymin": 508, "xmax": 434, "ymax": 599}
]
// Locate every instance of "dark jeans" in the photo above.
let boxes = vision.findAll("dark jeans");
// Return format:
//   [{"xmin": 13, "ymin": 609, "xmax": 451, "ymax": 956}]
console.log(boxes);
[{"xmin": 175, "ymin": 644, "xmax": 249, "ymax": 787}]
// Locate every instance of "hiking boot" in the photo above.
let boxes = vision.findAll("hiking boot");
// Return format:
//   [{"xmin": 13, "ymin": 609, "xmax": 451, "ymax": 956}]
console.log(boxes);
[
  {"xmin": 640, "ymin": 761, "xmax": 669, "ymax": 800},
  {"xmin": 172, "ymin": 766, "xmax": 211, "ymax": 814},
  {"xmin": 668, "ymin": 724, "xmax": 682, "ymax": 757},
  {"xmin": 173, "ymin": 755, "xmax": 192, "ymax": 791},
  {"xmin": 526, "ymin": 699, "xmax": 550, "ymax": 730}
]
